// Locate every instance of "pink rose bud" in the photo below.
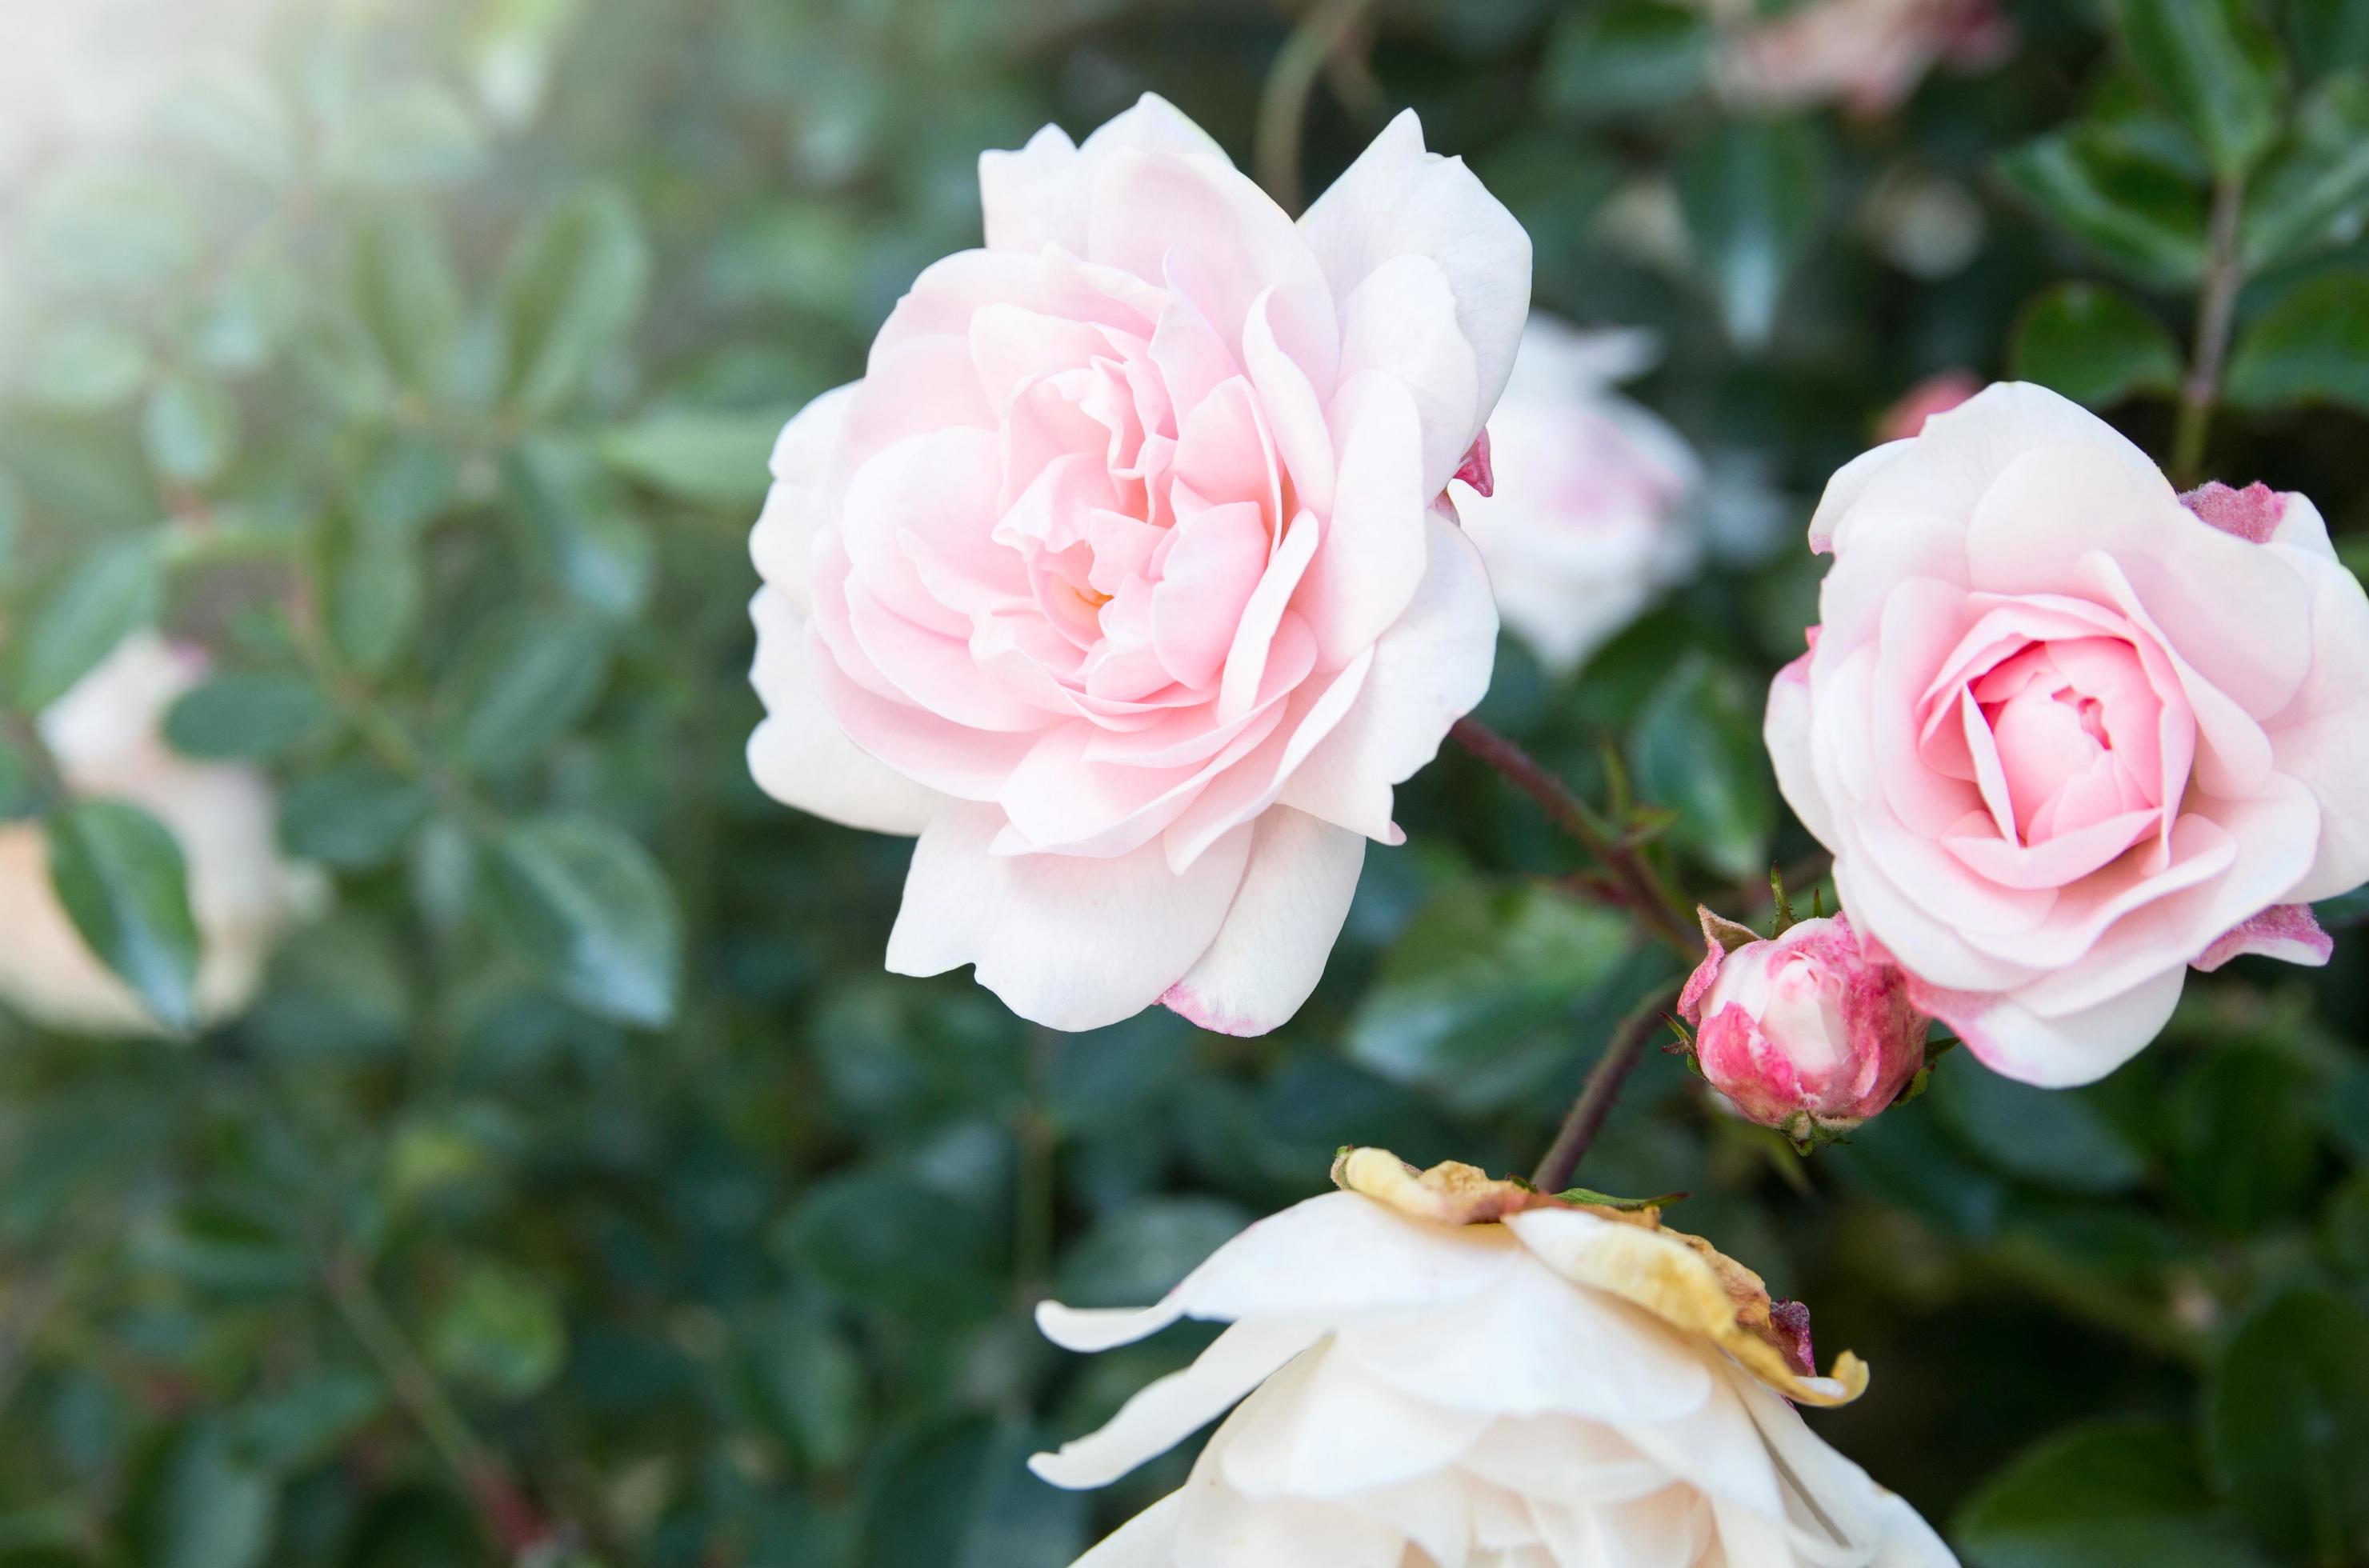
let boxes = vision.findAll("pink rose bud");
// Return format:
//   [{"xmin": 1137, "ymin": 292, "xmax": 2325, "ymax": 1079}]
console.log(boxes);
[{"xmin": 1677, "ymin": 908, "xmax": 1930, "ymax": 1140}]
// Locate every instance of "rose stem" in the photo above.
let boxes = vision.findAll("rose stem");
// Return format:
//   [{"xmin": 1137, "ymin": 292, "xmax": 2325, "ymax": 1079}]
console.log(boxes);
[
  {"xmin": 1253, "ymin": 0, "xmax": 1379, "ymax": 214},
  {"xmin": 1449, "ymin": 716, "xmax": 1699, "ymax": 954},
  {"xmin": 1531, "ymin": 980, "xmax": 1684, "ymax": 1194},
  {"xmin": 2171, "ymin": 172, "xmax": 2247, "ymax": 490}
]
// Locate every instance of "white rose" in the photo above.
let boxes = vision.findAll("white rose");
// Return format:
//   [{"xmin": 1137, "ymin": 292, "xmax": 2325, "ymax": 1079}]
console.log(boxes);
[
  {"xmin": 0, "ymin": 634, "xmax": 314, "ymax": 1034},
  {"xmin": 1455, "ymin": 317, "xmax": 1698, "ymax": 675},
  {"xmin": 1033, "ymin": 1149, "xmax": 1955, "ymax": 1567}
]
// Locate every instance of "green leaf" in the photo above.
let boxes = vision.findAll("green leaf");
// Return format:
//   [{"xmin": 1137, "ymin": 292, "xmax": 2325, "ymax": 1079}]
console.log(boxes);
[
  {"xmin": 1996, "ymin": 131, "xmax": 2211, "ymax": 287},
  {"xmin": 428, "ymin": 1258, "xmax": 566, "ymax": 1400},
  {"xmin": 25, "ymin": 317, "xmax": 152, "ymax": 411},
  {"xmin": 2287, "ymin": 0, "xmax": 2369, "ymax": 78},
  {"xmin": 1348, "ymin": 881, "xmax": 1636, "ymax": 1114},
  {"xmin": 780, "ymin": 1172, "xmax": 1001, "ymax": 1321},
  {"xmin": 746, "ymin": 1308, "xmax": 866, "ymax": 1471},
  {"xmin": 598, "ymin": 410, "xmax": 785, "ymax": 506},
  {"xmin": 23, "ymin": 159, "xmax": 200, "ymax": 296},
  {"xmin": 863, "ymin": 1419, "xmax": 1086, "ymax": 1568},
  {"xmin": 2244, "ymin": 73, "xmax": 2369, "ymax": 268},
  {"xmin": 2119, "ymin": 0, "xmax": 2283, "ymax": 179},
  {"xmin": 154, "ymin": 57, "xmax": 298, "ymax": 185},
  {"xmin": 486, "ymin": 813, "xmax": 682, "ymax": 1027},
  {"xmin": 352, "ymin": 207, "xmax": 465, "ymax": 391},
  {"xmin": 1931, "ymin": 1066, "xmax": 2151, "ymax": 1194},
  {"xmin": 322, "ymin": 83, "xmax": 485, "ymax": 189},
  {"xmin": 504, "ymin": 441, "xmax": 656, "ymax": 618},
  {"xmin": 498, "ymin": 186, "xmax": 650, "ymax": 415},
  {"xmin": 2327, "ymin": 1170, "xmax": 2369, "ymax": 1278},
  {"xmin": 157, "ymin": 1425, "xmax": 275, "ymax": 1568},
  {"xmin": 12, "ymin": 536, "xmax": 162, "ymax": 709},
  {"xmin": 163, "ymin": 674, "xmax": 331, "ymax": 761},
  {"xmin": 2204, "ymin": 1286, "xmax": 2369, "ymax": 1560},
  {"xmin": 1955, "ymin": 1416, "xmax": 2275, "ymax": 1568},
  {"xmin": 431, "ymin": 607, "xmax": 612, "ymax": 773},
  {"xmin": 1540, "ymin": 1, "xmax": 1711, "ymax": 119},
  {"xmin": 1676, "ymin": 119, "xmax": 1824, "ymax": 349},
  {"xmin": 2227, "ymin": 270, "xmax": 2369, "ymax": 410},
  {"xmin": 327, "ymin": 525, "xmax": 423, "ymax": 677},
  {"xmin": 2160, "ymin": 1045, "xmax": 2323, "ymax": 1232},
  {"xmin": 230, "ymin": 1373, "xmax": 386, "ymax": 1474},
  {"xmin": 141, "ymin": 377, "xmax": 241, "ymax": 486},
  {"xmin": 278, "ymin": 767, "xmax": 430, "ymax": 870},
  {"xmin": 2008, "ymin": 283, "xmax": 2183, "ymax": 408},
  {"xmin": 46, "ymin": 799, "xmax": 201, "ymax": 1032},
  {"xmin": 1630, "ymin": 654, "xmax": 1775, "ymax": 881}
]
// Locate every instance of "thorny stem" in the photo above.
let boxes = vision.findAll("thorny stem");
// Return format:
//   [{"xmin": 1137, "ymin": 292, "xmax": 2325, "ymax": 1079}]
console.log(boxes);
[
  {"xmin": 322, "ymin": 1250, "xmax": 556, "ymax": 1557},
  {"xmin": 2171, "ymin": 174, "xmax": 2247, "ymax": 490},
  {"xmin": 1531, "ymin": 981, "xmax": 1685, "ymax": 1194},
  {"xmin": 1254, "ymin": 0, "xmax": 1380, "ymax": 214},
  {"xmin": 1450, "ymin": 717, "xmax": 1699, "ymax": 954}
]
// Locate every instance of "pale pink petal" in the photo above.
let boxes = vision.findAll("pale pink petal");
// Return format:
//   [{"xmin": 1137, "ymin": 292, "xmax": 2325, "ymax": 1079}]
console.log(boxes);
[
  {"xmin": 1029, "ymin": 1316, "xmax": 1330, "ymax": 1490},
  {"xmin": 1033, "ymin": 1190, "xmax": 1519, "ymax": 1352},
  {"xmin": 1162, "ymin": 806, "xmax": 1365, "ymax": 1036},
  {"xmin": 746, "ymin": 590, "xmax": 946, "ymax": 835},
  {"xmin": 1282, "ymin": 510, "xmax": 1496, "ymax": 843},
  {"xmin": 749, "ymin": 382, "xmax": 856, "ymax": 611},
  {"xmin": 1911, "ymin": 964, "xmax": 2183, "ymax": 1088},
  {"xmin": 1151, "ymin": 498, "xmax": 1271, "ymax": 690},
  {"xmin": 978, "ymin": 94, "xmax": 1227, "ymax": 255},
  {"xmin": 884, "ymin": 803, "xmax": 1251, "ymax": 1031},
  {"xmin": 2268, "ymin": 546, "xmax": 2369, "ymax": 902},
  {"xmin": 2180, "ymin": 479, "xmax": 2286, "ymax": 543},
  {"xmin": 1299, "ymin": 109, "xmax": 1531, "ymax": 429},
  {"xmin": 1086, "ymin": 146, "xmax": 1327, "ymax": 345},
  {"xmin": 1335, "ymin": 253, "xmax": 1481, "ymax": 497},
  {"xmin": 1067, "ymin": 1493, "xmax": 1183, "ymax": 1568},
  {"xmin": 1243, "ymin": 287, "xmax": 1338, "ymax": 519},
  {"xmin": 1296, "ymin": 371, "xmax": 1430, "ymax": 670},
  {"xmin": 2194, "ymin": 903, "xmax": 2332, "ymax": 972},
  {"xmin": 1764, "ymin": 650, "xmax": 1837, "ymax": 849},
  {"xmin": 1216, "ymin": 1342, "xmax": 1491, "ymax": 1501}
]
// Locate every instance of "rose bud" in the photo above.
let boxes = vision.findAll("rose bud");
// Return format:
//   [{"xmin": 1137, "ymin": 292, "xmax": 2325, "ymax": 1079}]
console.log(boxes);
[{"xmin": 1677, "ymin": 908, "xmax": 1930, "ymax": 1141}]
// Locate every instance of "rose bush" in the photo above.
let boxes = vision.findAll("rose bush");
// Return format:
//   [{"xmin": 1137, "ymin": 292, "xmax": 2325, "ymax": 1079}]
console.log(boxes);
[
  {"xmin": 1679, "ymin": 910, "xmax": 1930, "ymax": 1141},
  {"xmin": 1768, "ymin": 383, "xmax": 2369, "ymax": 1085},
  {"xmin": 749, "ymin": 94, "xmax": 1527, "ymax": 1034},
  {"xmin": 1454, "ymin": 316, "xmax": 1698, "ymax": 675},
  {"xmin": 1032, "ymin": 1150, "xmax": 1951, "ymax": 1567}
]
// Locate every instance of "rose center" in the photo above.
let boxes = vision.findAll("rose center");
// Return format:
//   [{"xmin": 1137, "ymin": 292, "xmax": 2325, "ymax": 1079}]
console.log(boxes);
[{"xmin": 1971, "ymin": 638, "xmax": 2161, "ymax": 846}]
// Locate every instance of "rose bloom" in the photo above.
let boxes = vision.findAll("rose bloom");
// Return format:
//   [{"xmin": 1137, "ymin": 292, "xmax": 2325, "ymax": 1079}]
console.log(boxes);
[
  {"xmin": 1679, "ymin": 909, "xmax": 1929, "ymax": 1140},
  {"xmin": 0, "ymin": 634, "xmax": 314, "ymax": 1035},
  {"xmin": 748, "ymin": 96, "xmax": 1527, "ymax": 1034},
  {"xmin": 1768, "ymin": 383, "xmax": 2369, "ymax": 1086},
  {"xmin": 1455, "ymin": 316, "xmax": 1698, "ymax": 675},
  {"xmin": 1692, "ymin": 0, "xmax": 2013, "ymax": 117},
  {"xmin": 1033, "ymin": 1149, "xmax": 1953, "ymax": 1567}
]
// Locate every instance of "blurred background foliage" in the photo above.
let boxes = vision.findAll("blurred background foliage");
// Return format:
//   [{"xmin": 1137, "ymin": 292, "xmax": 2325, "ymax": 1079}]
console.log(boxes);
[{"xmin": 1, "ymin": 0, "xmax": 2368, "ymax": 1562}]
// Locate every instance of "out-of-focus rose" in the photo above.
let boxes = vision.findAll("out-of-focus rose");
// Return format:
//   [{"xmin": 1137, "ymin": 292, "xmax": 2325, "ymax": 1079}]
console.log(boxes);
[
  {"xmin": 1767, "ymin": 383, "xmax": 2369, "ymax": 1086},
  {"xmin": 1679, "ymin": 908, "xmax": 1928, "ymax": 1140},
  {"xmin": 1694, "ymin": 0, "xmax": 2014, "ymax": 118},
  {"xmin": 1875, "ymin": 370, "xmax": 1981, "ymax": 443},
  {"xmin": 748, "ymin": 95, "xmax": 1528, "ymax": 1034},
  {"xmin": 0, "ymin": 634, "xmax": 314, "ymax": 1035},
  {"xmin": 1032, "ymin": 1149, "xmax": 1954, "ymax": 1567},
  {"xmin": 1455, "ymin": 316, "xmax": 1698, "ymax": 674}
]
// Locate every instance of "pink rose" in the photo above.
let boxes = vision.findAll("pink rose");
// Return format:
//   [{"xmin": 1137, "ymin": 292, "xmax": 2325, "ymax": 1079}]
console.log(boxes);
[
  {"xmin": 1699, "ymin": 0, "xmax": 2014, "ymax": 118},
  {"xmin": 1454, "ymin": 316, "xmax": 1699, "ymax": 674},
  {"xmin": 747, "ymin": 95, "xmax": 1528, "ymax": 1034},
  {"xmin": 1768, "ymin": 383, "xmax": 2369, "ymax": 1086},
  {"xmin": 1678, "ymin": 910, "xmax": 1928, "ymax": 1138},
  {"xmin": 1874, "ymin": 370, "xmax": 1981, "ymax": 444}
]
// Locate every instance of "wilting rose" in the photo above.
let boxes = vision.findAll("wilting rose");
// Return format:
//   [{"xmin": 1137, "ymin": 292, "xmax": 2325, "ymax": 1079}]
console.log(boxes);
[
  {"xmin": 0, "ymin": 634, "xmax": 314, "ymax": 1035},
  {"xmin": 1679, "ymin": 909, "xmax": 1929, "ymax": 1139},
  {"xmin": 1695, "ymin": 0, "xmax": 2013, "ymax": 117},
  {"xmin": 1767, "ymin": 383, "xmax": 2369, "ymax": 1086},
  {"xmin": 1033, "ymin": 1149, "xmax": 1953, "ymax": 1567},
  {"xmin": 748, "ymin": 95, "xmax": 1527, "ymax": 1034},
  {"xmin": 1455, "ymin": 316, "xmax": 1698, "ymax": 674}
]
